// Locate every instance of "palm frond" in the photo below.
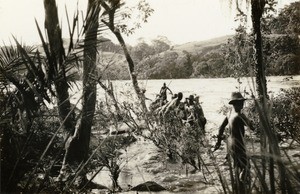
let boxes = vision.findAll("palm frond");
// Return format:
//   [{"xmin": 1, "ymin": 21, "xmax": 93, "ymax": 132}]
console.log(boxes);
[{"xmin": 0, "ymin": 44, "xmax": 35, "ymax": 74}]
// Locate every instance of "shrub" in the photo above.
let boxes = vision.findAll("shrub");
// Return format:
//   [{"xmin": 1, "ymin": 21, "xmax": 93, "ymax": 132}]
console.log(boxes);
[
  {"xmin": 270, "ymin": 87, "xmax": 300, "ymax": 143},
  {"xmin": 144, "ymin": 109, "xmax": 206, "ymax": 170},
  {"xmin": 1, "ymin": 92, "xmax": 62, "ymax": 193}
]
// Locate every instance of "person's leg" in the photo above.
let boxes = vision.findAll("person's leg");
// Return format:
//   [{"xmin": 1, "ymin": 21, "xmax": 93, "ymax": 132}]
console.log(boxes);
[{"xmin": 236, "ymin": 153, "xmax": 251, "ymax": 193}]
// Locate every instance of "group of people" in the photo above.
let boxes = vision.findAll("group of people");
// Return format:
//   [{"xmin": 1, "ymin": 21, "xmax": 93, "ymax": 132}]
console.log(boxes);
[
  {"xmin": 151, "ymin": 83, "xmax": 207, "ymax": 131},
  {"xmin": 151, "ymin": 83, "xmax": 255, "ymax": 192}
]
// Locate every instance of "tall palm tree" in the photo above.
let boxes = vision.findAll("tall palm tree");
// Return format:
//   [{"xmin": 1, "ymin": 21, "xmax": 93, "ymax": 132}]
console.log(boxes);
[
  {"xmin": 70, "ymin": 0, "xmax": 100, "ymax": 163},
  {"xmin": 42, "ymin": 0, "xmax": 100, "ymax": 167},
  {"xmin": 43, "ymin": 0, "xmax": 75, "ymax": 137}
]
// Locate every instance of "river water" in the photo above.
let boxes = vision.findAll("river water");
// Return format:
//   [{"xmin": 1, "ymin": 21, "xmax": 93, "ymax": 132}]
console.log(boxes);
[{"xmin": 71, "ymin": 75, "xmax": 300, "ymax": 131}]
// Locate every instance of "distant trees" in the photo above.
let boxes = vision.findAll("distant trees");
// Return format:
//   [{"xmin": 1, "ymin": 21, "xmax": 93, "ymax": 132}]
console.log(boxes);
[
  {"xmin": 131, "ymin": 42, "xmax": 155, "ymax": 62},
  {"xmin": 265, "ymin": 1, "xmax": 300, "ymax": 35},
  {"xmin": 264, "ymin": 35, "xmax": 300, "ymax": 75},
  {"xmin": 152, "ymin": 38, "xmax": 171, "ymax": 54},
  {"xmin": 223, "ymin": 1, "xmax": 300, "ymax": 79},
  {"xmin": 263, "ymin": 1, "xmax": 300, "ymax": 76},
  {"xmin": 99, "ymin": 39, "xmax": 123, "ymax": 53},
  {"xmin": 37, "ymin": 1, "xmax": 299, "ymax": 82},
  {"xmin": 130, "ymin": 37, "xmax": 171, "ymax": 63},
  {"xmin": 102, "ymin": 0, "xmax": 299, "ymax": 80},
  {"xmin": 141, "ymin": 51, "xmax": 194, "ymax": 79}
]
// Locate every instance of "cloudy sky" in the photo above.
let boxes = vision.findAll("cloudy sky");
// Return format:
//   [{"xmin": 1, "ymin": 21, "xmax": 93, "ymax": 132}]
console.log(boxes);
[{"xmin": 0, "ymin": 0, "xmax": 296, "ymax": 46}]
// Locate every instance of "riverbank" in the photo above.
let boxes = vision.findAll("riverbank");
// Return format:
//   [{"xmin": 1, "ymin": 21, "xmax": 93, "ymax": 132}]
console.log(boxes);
[{"xmin": 89, "ymin": 127, "xmax": 300, "ymax": 193}]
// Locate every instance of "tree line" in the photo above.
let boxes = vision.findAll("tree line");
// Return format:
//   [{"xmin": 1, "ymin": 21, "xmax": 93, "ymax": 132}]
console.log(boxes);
[{"xmin": 98, "ymin": 1, "xmax": 300, "ymax": 79}]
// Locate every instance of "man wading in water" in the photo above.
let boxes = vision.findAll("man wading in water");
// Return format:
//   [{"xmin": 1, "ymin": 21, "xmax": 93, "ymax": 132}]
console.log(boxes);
[
  {"xmin": 214, "ymin": 92, "xmax": 255, "ymax": 193},
  {"xmin": 159, "ymin": 82, "xmax": 173, "ymax": 106}
]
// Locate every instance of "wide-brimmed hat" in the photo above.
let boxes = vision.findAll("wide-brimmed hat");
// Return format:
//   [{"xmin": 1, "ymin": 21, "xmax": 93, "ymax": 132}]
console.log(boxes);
[
  {"xmin": 228, "ymin": 92, "xmax": 246, "ymax": 104},
  {"xmin": 185, "ymin": 95, "xmax": 194, "ymax": 101}
]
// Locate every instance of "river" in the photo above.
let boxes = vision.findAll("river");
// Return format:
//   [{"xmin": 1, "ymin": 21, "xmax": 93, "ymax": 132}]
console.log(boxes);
[{"xmin": 70, "ymin": 75, "xmax": 300, "ymax": 131}]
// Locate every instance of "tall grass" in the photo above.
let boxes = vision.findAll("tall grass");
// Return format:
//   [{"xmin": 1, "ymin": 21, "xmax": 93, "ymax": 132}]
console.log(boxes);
[{"xmin": 213, "ymin": 86, "xmax": 300, "ymax": 194}]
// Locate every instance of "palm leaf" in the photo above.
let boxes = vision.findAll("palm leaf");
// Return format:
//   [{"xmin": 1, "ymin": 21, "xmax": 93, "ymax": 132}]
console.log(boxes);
[
  {"xmin": 0, "ymin": 45, "xmax": 34, "ymax": 74},
  {"xmin": 35, "ymin": 19, "xmax": 56, "ymax": 80}
]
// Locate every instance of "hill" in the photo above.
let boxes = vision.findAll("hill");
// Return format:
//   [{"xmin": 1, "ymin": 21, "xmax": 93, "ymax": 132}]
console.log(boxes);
[
  {"xmin": 99, "ymin": 35, "xmax": 233, "ymax": 80},
  {"xmin": 32, "ymin": 33, "xmax": 299, "ymax": 80},
  {"xmin": 172, "ymin": 35, "xmax": 232, "ymax": 54}
]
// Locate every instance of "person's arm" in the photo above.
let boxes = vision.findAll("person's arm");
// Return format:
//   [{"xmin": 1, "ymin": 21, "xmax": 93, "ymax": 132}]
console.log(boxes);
[
  {"xmin": 167, "ymin": 87, "xmax": 173, "ymax": 95},
  {"xmin": 214, "ymin": 117, "xmax": 228, "ymax": 151},
  {"xmin": 163, "ymin": 99, "xmax": 175, "ymax": 116},
  {"xmin": 197, "ymin": 104, "xmax": 205, "ymax": 117},
  {"xmin": 240, "ymin": 113, "xmax": 255, "ymax": 131}
]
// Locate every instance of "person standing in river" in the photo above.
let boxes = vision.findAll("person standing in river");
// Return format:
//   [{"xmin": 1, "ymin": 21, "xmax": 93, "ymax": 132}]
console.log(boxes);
[
  {"xmin": 184, "ymin": 95, "xmax": 206, "ymax": 131},
  {"xmin": 214, "ymin": 91, "xmax": 255, "ymax": 193},
  {"xmin": 159, "ymin": 82, "xmax": 173, "ymax": 106}
]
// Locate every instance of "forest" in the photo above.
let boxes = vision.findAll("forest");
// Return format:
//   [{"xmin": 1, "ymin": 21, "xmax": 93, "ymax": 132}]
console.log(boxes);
[
  {"xmin": 96, "ymin": 1, "xmax": 300, "ymax": 80},
  {"xmin": 0, "ymin": 0, "xmax": 300, "ymax": 193}
]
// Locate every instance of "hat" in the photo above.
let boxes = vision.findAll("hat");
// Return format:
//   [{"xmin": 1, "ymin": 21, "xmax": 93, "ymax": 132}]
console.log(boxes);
[
  {"xmin": 185, "ymin": 95, "xmax": 195, "ymax": 101},
  {"xmin": 228, "ymin": 92, "xmax": 246, "ymax": 104},
  {"xmin": 185, "ymin": 95, "xmax": 193, "ymax": 101}
]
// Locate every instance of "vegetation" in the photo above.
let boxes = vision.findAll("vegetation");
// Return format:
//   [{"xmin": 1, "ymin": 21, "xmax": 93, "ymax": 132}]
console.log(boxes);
[
  {"xmin": 96, "ymin": 2, "xmax": 300, "ymax": 80},
  {"xmin": 1, "ymin": 0, "xmax": 300, "ymax": 193},
  {"xmin": 272, "ymin": 87, "xmax": 300, "ymax": 143},
  {"xmin": 0, "ymin": 0, "xmax": 152, "ymax": 192}
]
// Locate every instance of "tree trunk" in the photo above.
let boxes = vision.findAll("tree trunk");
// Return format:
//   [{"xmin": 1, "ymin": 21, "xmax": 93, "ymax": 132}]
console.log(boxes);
[
  {"xmin": 100, "ymin": 2, "xmax": 148, "ymax": 112},
  {"xmin": 44, "ymin": 0, "xmax": 100, "ymax": 179},
  {"xmin": 251, "ymin": 1, "xmax": 287, "ymax": 193},
  {"xmin": 75, "ymin": 0, "xmax": 100, "ymax": 162},
  {"xmin": 251, "ymin": 0, "xmax": 268, "ymax": 102},
  {"xmin": 113, "ymin": 30, "xmax": 148, "ymax": 112},
  {"xmin": 63, "ymin": 0, "xmax": 100, "ymax": 164},
  {"xmin": 251, "ymin": 0, "xmax": 268, "ymax": 187},
  {"xmin": 43, "ymin": 0, "xmax": 75, "ymax": 136}
]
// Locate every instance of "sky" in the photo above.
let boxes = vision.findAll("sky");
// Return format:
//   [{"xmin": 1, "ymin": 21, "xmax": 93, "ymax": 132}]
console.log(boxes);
[{"xmin": 0, "ymin": 0, "xmax": 297, "ymax": 46}]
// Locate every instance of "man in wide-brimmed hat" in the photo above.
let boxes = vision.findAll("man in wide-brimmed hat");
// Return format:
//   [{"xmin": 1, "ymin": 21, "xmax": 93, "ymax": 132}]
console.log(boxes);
[{"xmin": 214, "ymin": 92, "xmax": 255, "ymax": 192}]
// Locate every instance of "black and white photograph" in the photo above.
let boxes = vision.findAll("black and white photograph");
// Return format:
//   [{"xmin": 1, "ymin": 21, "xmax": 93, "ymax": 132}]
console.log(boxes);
[{"xmin": 1, "ymin": 0, "xmax": 300, "ymax": 193}]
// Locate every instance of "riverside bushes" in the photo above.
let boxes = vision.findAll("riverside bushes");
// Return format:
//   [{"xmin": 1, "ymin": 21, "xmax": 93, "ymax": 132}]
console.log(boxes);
[
  {"xmin": 144, "ymin": 110, "xmax": 206, "ymax": 170},
  {"xmin": 271, "ymin": 87, "xmax": 300, "ymax": 143}
]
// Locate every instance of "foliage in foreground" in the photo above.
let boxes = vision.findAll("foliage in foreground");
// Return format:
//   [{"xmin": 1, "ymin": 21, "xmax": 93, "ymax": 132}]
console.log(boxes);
[
  {"xmin": 0, "ymin": 92, "xmax": 63, "ymax": 193},
  {"xmin": 216, "ymin": 86, "xmax": 300, "ymax": 194}
]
